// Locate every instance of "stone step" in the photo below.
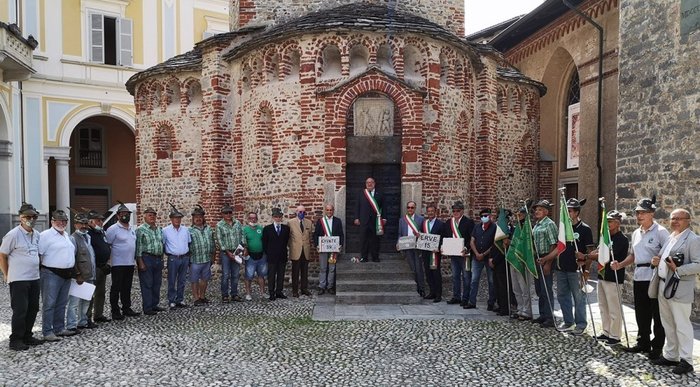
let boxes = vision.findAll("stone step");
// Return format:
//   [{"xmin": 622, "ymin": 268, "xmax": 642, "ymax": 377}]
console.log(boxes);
[
  {"xmin": 337, "ymin": 262, "xmax": 413, "ymax": 273},
  {"xmin": 335, "ymin": 291, "xmax": 423, "ymax": 304},
  {"xmin": 338, "ymin": 271, "xmax": 414, "ymax": 281},
  {"xmin": 337, "ymin": 279, "xmax": 416, "ymax": 292}
]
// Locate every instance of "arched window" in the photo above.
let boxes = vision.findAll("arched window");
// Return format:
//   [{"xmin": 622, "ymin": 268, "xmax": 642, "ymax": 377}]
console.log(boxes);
[
  {"xmin": 376, "ymin": 44, "xmax": 393, "ymax": 73},
  {"xmin": 564, "ymin": 69, "xmax": 580, "ymax": 170},
  {"xmin": 349, "ymin": 45, "xmax": 369, "ymax": 76},
  {"xmin": 320, "ymin": 45, "xmax": 342, "ymax": 79}
]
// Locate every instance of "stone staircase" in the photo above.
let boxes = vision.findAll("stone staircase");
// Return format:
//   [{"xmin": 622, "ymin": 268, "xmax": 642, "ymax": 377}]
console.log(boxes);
[{"xmin": 335, "ymin": 253, "xmax": 423, "ymax": 304}]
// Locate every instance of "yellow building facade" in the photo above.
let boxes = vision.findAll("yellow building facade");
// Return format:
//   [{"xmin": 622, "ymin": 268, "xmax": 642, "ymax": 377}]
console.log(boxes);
[{"xmin": 0, "ymin": 0, "xmax": 228, "ymax": 234}]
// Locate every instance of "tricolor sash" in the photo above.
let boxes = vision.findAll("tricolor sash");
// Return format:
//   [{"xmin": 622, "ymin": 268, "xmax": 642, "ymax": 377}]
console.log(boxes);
[
  {"xmin": 451, "ymin": 218, "xmax": 463, "ymax": 238},
  {"xmin": 405, "ymin": 214, "xmax": 420, "ymax": 236},
  {"xmin": 364, "ymin": 189, "xmax": 383, "ymax": 235},
  {"xmin": 321, "ymin": 216, "xmax": 337, "ymax": 264},
  {"xmin": 424, "ymin": 219, "xmax": 438, "ymax": 269}
]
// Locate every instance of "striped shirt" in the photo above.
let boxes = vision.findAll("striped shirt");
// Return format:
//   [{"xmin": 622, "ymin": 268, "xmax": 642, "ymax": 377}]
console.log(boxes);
[
  {"xmin": 136, "ymin": 223, "xmax": 164, "ymax": 257},
  {"xmin": 216, "ymin": 219, "xmax": 244, "ymax": 251},
  {"xmin": 189, "ymin": 225, "xmax": 214, "ymax": 264},
  {"xmin": 532, "ymin": 216, "xmax": 557, "ymax": 256}
]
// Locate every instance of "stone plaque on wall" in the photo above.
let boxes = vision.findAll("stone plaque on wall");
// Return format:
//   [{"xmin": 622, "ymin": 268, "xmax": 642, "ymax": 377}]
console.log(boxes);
[
  {"xmin": 681, "ymin": 0, "xmax": 700, "ymax": 41},
  {"xmin": 353, "ymin": 98, "xmax": 394, "ymax": 136}
]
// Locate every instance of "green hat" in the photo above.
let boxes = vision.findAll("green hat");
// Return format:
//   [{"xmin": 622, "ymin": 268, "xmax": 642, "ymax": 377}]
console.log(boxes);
[
  {"xmin": 51, "ymin": 209, "xmax": 69, "ymax": 221},
  {"xmin": 169, "ymin": 203, "xmax": 184, "ymax": 218},
  {"xmin": 18, "ymin": 202, "xmax": 39, "ymax": 216},
  {"xmin": 191, "ymin": 204, "xmax": 206, "ymax": 216}
]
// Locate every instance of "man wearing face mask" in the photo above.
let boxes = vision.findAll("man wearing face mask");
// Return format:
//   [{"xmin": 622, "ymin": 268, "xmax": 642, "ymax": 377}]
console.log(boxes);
[
  {"xmin": 86, "ymin": 209, "xmax": 111, "ymax": 323},
  {"xmin": 242, "ymin": 212, "xmax": 266, "ymax": 300},
  {"xmin": 66, "ymin": 212, "xmax": 96, "ymax": 332},
  {"xmin": 105, "ymin": 202, "xmax": 139, "ymax": 320},
  {"xmin": 466, "ymin": 208, "xmax": 497, "ymax": 310},
  {"xmin": 39, "ymin": 209, "xmax": 77, "ymax": 341},
  {"xmin": 262, "ymin": 208, "xmax": 290, "ymax": 300},
  {"xmin": 288, "ymin": 205, "xmax": 313, "ymax": 297},
  {"xmin": 0, "ymin": 203, "xmax": 44, "ymax": 350}
]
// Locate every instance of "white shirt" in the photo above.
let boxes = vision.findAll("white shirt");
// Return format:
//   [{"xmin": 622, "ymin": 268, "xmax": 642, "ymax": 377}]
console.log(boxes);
[
  {"xmin": 106, "ymin": 222, "xmax": 137, "ymax": 266},
  {"xmin": 0, "ymin": 226, "xmax": 41, "ymax": 282},
  {"xmin": 658, "ymin": 231, "xmax": 685, "ymax": 280},
  {"xmin": 162, "ymin": 224, "xmax": 191, "ymax": 255},
  {"xmin": 630, "ymin": 222, "xmax": 669, "ymax": 281},
  {"xmin": 39, "ymin": 228, "xmax": 76, "ymax": 269}
]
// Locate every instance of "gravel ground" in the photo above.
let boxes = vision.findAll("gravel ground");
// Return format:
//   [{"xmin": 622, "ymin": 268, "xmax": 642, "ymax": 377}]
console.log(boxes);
[{"xmin": 0, "ymin": 276, "xmax": 698, "ymax": 386}]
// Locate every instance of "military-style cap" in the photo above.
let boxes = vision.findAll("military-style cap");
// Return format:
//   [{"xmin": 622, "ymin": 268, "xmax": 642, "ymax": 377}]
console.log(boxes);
[
  {"xmin": 635, "ymin": 195, "xmax": 657, "ymax": 212},
  {"xmin": 607, "ymin": 210, "xmax": 624, "ymax": 221},
  {"xmin": 271, "ymin": 208, "xmax": 284, "ymax": 217},
  {"xmin": 220, "ymin": 204, "xmax": 234, "ymax": 214},
  {"xmin": 191, "ymin": 204, "xmax": 206, "ymax": 216},
  {"xmin": 87, "ymin": 209, "xmax": 105, "ymax": 220},
  {"xmin": 479, "ymin": 208, "xmax": 491, "ymax": 216},
  {"xmin": 18, "ymin": 202, "xmax": 39, "ymax": 216},
  {"xmin": 451, "ymin": 201, "xmax": 465, "ymax": 210},
  {"xmin": 532, "ymin": 199, "xmax": 552, "ymax": 210},
  {"xmin": 143, "ymin": 207, "xmax": 157, "ymax": 215},
  {"xmin": 168, "ymin": 203, "xmax": 184, "ymax": 218},
  {"xmin": 566, "ymin": 198, "xmax": 587, "ymax": 209},
  {"xmin": 74, "ymin": 213, "xmax": 89, "ymax": 224},
  {"xmin": 518, "ymin": 207, "xmax": 527, "ymax": 214},
  {"xmin": 116, "ymin": 201, "xmax": 131, "ymax": 213},
  {"xmin": 51, "ymin": 209, "xmax": 69, "ymax": 221}
]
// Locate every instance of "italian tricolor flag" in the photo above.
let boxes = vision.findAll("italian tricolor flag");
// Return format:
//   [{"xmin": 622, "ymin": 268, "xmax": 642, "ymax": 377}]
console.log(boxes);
[
  {"xmin": 557, "ymin": 195, "xmax": 574, "ymax": 255},
  {"xmin": 598, "ymin": 206, "xmax": 611, "ymax": 274}
]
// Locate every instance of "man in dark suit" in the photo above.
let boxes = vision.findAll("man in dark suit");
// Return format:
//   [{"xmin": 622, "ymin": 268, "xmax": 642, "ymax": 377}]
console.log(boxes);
[
  {"xmin": 313, "ymin": 204, "xmax": 344, "ymax": 295},
  {"xmin": 442, "ymin": 201, "xmax": 475, "ymax": 307},
  {"xmin": 397, "ymin": 201, "xmax": 425, "ymax": 297},
  {"xmin": 262, "ymin": 208, "xmax": 290, "ymax": 301},
  {"xmin": 354, "ymin": 177, "xmax": 385, "ymax": 262},
  {"xmin": 421, "ymin": 204, "xmax": 444, "ymax": 302}
]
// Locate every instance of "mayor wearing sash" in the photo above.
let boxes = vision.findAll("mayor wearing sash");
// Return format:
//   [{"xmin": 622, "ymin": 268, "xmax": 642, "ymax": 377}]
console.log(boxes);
[
  {"xmin": 421, "ymin": 204, "xmax": 444, "ymax": 302},
  {"xmin": 397, "ymin": 201, "xmax": 425, "ymax": 297},
  {"xmin": 313, "ymin": 204, "xmax": 344, "ymax": 295},
  {"xmin": 354, "ymin": 177, "xmax": 385, "ymax": 262},
  {"xmin": 442, "ymin": 201, "xmax": 475, "ymax": 307}
]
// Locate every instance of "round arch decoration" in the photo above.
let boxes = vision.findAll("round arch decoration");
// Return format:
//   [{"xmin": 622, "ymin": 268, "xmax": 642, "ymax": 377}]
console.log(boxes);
[{"xmin": 58, "ymin": 105, "xmax": 136, "ymax": 147}]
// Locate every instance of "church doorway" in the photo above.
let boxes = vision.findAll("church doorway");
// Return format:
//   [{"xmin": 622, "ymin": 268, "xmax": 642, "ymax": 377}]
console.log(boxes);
[{"xmin": 344, "ymin": 93, "xmax": 402, "ymax": 254}]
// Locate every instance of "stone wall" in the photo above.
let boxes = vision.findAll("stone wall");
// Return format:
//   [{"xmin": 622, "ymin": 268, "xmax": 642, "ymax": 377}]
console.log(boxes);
[
  {"xmin": 230, "ymin": 0, "xmax": 465, "ymax": 37},
  {"xmin": 617, "ymin": 0, "xmax": 700, "ymax": 318}
]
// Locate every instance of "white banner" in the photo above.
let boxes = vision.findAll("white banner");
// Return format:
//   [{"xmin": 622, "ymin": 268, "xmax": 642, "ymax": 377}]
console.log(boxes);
[
  {"xmin": 416, "ymin": 233, "xmax": 440, "ymax": 252},
  {"xmin": 318, "ymin": 236, "xmax": 340, "ymax": 253}
]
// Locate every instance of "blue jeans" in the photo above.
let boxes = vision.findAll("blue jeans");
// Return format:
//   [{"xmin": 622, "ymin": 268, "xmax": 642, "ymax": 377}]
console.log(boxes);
[
  {"xmin": 139, "ymin": 255, "xmax": 164, "ymax": 312},
  {"xmin": 66, "ymin": 280, "xmax": 93, "ymax": 329},
  {"xmin": 556, "ymin": 270, "xmax": 587, "ymax": 328},
  {"xmin": 40, "ymin": 268, "xmax": 71, "ymax": 336},
  {"xmin": 167, "ymin": 255, "xmax": 189, "ymax": 304},
  {"xmin": 450, "ymin": 256, "xmax": 470, "ymax": 301},
  {"xmin": 221, "ymin": 251, "xmax": 241, "ymax": 297},
  {"xmin": 318, "ymin": 253, "xmax": 336, "ymax": 289},
  {"xmin": 469, "ymin": 257, "xmax": 495, "ymax": 306},
  {"xmin": 534, "ymin": 268, "xmax": 554, "ymax": 320}
]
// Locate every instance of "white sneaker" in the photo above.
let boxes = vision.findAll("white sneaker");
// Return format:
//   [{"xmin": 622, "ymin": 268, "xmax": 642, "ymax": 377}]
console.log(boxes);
[
  {"xmin": 557, "ymin": 322, "xmax": 574, "ymax": 332},
  {"xmin": 43, "ymin": 334, "xmax": 61, "ymax": 342},
  {"xmin": 169, "ymin": 303, "xmax": 176, "ymax": 308},
  {"xmin": 245, "ymin": 294, "xmax": 252, "ymax": 301},
  {"xmin": 570, "ymin": 326, "xmax": 586, "ymax": 336}
]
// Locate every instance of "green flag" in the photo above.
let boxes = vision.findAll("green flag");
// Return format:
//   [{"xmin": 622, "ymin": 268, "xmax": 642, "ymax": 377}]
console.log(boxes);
[
  {"xmin": 598, "ymin": 204, "xmax": 611, "ymax": 276},
  {"xmin": 516, "ymin": 214, "xmax": 538, "ymax": 278},
  {"xmin": 494, "ymin": 208, "xmax": 509, "ymax": 254},
  {"xmin": 505, "ymin": 219, "xmax": 525, "ymax": 274}
]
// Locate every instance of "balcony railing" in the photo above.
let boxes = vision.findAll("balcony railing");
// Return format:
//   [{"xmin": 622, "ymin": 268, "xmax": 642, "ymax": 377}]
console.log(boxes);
[{"xmin": 79, "ymin": 150, "xmax": 103, "ymax": 168}]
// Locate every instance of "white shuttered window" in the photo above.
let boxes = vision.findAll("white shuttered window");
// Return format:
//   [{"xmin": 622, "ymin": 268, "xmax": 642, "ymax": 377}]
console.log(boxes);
[{"xmin": 88, "ymin": 11, "xmax": 133, "ymax": 66}]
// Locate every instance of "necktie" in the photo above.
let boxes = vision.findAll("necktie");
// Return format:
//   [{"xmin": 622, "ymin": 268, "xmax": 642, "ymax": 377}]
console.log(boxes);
[
  {"xmin": 300, "ymin": 221, "xmax": 304, "ymax": 233},
  {"xmin": 83, "ymin": 234, "xmax": 89, "ymax": 243},
  {"xmin": 429, "ymin": 220, "xmax": 433, "ymax": 231},
  {"xmin": 276, "ymin": 225, "xmax": 280, "ymax": 235}
]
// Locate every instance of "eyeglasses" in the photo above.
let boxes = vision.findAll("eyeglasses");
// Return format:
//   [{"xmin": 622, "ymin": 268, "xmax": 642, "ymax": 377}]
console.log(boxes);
[
  {"xmin": 21, "ymin": 215, "xmax": 38, "ymax": 220},
  {"xmin": 452, "ymin": 209, "xmax": 462, "ymax": 212},
  {"xmin": 407, "ymin": 206, "xmax": 416, "ymax": 209},
  {"xmin": 671, "ymin": 217, "xmax": 690, "ymax": 221}
]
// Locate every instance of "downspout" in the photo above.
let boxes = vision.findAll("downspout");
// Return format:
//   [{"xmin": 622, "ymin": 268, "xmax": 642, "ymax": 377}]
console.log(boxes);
[{"xmin": 561, "ymin": 0, "xmax": 604, "ymax": 225}]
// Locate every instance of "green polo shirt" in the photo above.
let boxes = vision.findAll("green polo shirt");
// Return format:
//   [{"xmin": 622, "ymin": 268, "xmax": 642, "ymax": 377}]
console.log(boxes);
[{"xmin": 242, "ymin": 224, "xmax": 263, "ymax": 253}]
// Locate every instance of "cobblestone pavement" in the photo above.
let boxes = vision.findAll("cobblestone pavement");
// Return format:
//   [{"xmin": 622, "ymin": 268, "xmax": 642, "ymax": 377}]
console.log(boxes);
[{"xmin": 1, "ymin": 277, "xmax": 699, "ymax": 386}]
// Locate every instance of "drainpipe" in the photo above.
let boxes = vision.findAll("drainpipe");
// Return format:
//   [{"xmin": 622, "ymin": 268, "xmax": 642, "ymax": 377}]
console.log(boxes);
[{"xmin": 562, "ymin": 0, "xmax": 604, "ymax": 226}]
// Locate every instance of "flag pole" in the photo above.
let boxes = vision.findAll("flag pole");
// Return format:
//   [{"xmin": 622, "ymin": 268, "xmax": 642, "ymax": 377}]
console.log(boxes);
[
  {"xmin": 524, "ymin": 199, "xmax": 557, "ymax": 327},
  {"xmin": 559, "ymin": 187, "xmax": 597, "ymax": 339},
  {"xmin": 500, "ymin": 199, "xmax": 513, "ymax": 317},
  {"xmin": 600, "ymin": 197, "xmax": 630, "ymax": 348}
]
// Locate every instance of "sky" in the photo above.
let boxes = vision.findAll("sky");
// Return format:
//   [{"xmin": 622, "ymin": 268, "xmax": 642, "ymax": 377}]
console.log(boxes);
[{"xmin": 465, "ymin": 0, "xmax": 546, "ymax": 35}]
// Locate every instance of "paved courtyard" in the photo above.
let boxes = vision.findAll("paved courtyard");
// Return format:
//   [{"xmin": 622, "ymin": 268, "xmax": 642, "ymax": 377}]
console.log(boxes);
[{"xmin": 1, "ymin": 277, "xmax": 699, "ymax": 386}]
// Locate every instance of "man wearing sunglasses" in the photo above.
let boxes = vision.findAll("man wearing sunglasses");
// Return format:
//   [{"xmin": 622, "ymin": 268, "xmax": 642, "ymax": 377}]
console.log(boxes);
[{"xmin": 0, "ymin": 203, "xmax": 44, "ymax": 350}]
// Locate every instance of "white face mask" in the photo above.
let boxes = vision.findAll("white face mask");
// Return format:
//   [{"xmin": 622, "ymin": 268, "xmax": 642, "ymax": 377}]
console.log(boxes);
[
  {"xmin": 481, "ymin": 216, "xmax": 490, "ymax": 224},
  {"xmin": 94, "ymin": 226, "xmax": 103, "ymax": 231},
  {"xmin": 21, "ymin": 218, "xmax": 36, "ymax": 228},
  {"xmin": 54, "ymin": 225, "xmax": 66, "ymax": 232}
]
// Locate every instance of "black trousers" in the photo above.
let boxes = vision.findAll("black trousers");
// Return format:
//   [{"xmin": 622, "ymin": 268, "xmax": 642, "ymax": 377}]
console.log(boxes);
[
  {"xmin": 267, "ymin": 260, "xmax": 287, "ymax": 296},
  {"xmin": 9, "ymin": 279, "xmax": 40, "ymax": 342},
  {"xmin": 87, "ymin": 265, "xmax": 110, "ymax": 320},
  {"xmin": 110, "ymin": 265, "xmax": 134, "ymax": 313},
  {"xmin": 493, "ymin": 262, "xmax": 513, "ymax": 312},
  {"xmin": 633, "ymin": 280, "xmax": 665, "ymax": 351},
  {"xmin": 423, "ymin": 253, "xmax": 442, "ymax": 299},
  {"xmin": 360, "ymin": 226, "xmax": 381, "ymax": 260},
  {"xmin": 291, "ymin": 252, "xmax": 309, "ymax": 293}
]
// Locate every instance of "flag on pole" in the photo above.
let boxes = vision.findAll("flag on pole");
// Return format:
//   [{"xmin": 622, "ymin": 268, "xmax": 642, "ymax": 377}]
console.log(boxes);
[
  {"xmin": 494, "ymin": 208, "xmax": 509, "ymax": 254},
  {"xmin": 505, "ymin": 219, "xmax": 525, "ymax": 274},
  {"xmin": 598, "ymin": 205, "xmax": 612, "ymax": 275},
  {"xmin": 557, "ymin": 195, "xmax": 575, "ymax": 255},
  {"xmin": 516, "ymin": 214, "xmax": 538, "ymax": 278}
]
